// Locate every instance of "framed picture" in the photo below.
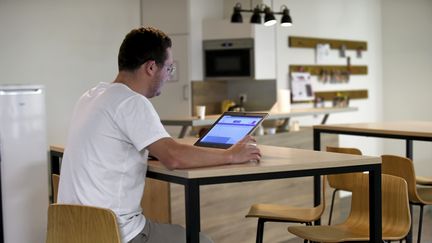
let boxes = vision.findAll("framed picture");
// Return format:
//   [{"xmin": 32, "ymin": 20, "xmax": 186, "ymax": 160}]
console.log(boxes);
[
  {"xmin": 291, "ymin": 72, "xmax": 314, "ymax": 102},
  {"xmin": 167, "ymin": 60, "xmax": 179, "ymax": 83}
]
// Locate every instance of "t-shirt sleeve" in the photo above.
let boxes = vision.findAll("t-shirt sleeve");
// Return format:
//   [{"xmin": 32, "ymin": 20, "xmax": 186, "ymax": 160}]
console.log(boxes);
[{"xmin": 114, "ymin": 95, "xmax": 170, "ymax": 151}]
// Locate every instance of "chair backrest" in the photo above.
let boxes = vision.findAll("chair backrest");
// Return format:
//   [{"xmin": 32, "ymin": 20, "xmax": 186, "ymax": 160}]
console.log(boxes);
[
  {"xmin": 381, "ymin": 154, "xmax": 421, "ymax": 203},
  {"xmin": 326, "ymin": 146, "xmax": 362, "ymax": 191},
  {"xmin": 345, "ymin": 173, "xmax": 411, "ymax": 238},
  {"xmin": 326, "ymin": 146, "xmax": 362, "ymax": 155},
  {"xmin": 51, "ymin": 174, "xmax": 60, "ymax": 203},
  {"xmin": 46, "ymin": 204, "xmax": 121, "ymax": 243}
]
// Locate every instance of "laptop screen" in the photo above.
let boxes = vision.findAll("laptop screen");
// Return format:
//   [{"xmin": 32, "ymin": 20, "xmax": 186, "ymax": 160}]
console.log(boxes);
[{"xmin": 194, "ymin": 112, "xmax": 268, "ymax": 149}]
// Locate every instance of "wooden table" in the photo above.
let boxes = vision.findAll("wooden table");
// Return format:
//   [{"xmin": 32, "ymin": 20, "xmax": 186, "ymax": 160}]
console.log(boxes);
[
  {"xmin": 314, "ymin": 121, "xmax": 432, "ymax": 159},
  {"xmin": 313, "ymin": 121, "xmax": 432, "ymax": 243},
  {"xmin": 146, "ymin": 141, "xmax": 382, "ymax": 243},
  {"xmin": 162, "ymin": 107, "xmax": 357, "ymax": 138}
]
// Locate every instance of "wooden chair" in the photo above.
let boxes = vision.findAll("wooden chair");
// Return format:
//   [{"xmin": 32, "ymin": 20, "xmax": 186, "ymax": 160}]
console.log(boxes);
[
  {"xmin": 46, "ymin": 204, "xmax": 121, "ymax": 243},
  {"xmin": 245, "ymin": 176, "xmax": 326, "ymax": 243},
  {"xmin": 381, "ymin": 154, "xmax": 432, "ymax": 243},
  {"xmin": 51, "ymin": 174, "xmax": 60, "ymax": 203},
  {"xmin": 288, "ymin": 173, "xmax": 411, "ymax": 242},
  {"xmin": 416, "ymin": 176, "xmax": 432, "ymax": 186},
  {"xmin": 325, "ymin": 146, "xmax": 362, "ymax": 225}
]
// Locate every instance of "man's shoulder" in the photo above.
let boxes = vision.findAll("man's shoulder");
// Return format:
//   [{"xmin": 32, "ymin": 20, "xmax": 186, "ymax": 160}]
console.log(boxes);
[{"xmin": 93, "ymin": 83, "xmax": 144, "ymax": 105}]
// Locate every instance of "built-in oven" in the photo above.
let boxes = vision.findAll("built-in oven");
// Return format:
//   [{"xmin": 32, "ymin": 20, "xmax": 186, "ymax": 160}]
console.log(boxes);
[{"xmin": 203, "ymin": 38, "xmax": 254, "ymax": 80}]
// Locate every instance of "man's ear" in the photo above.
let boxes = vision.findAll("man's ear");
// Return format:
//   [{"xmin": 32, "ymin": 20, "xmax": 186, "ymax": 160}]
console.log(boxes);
[{"xmin": 142, "ymin": 60, "xmax": 157, "ymax": 76}]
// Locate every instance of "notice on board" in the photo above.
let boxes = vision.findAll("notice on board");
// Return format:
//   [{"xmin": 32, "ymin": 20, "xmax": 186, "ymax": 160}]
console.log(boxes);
[{"xmin": 291, "ymin": 72, "xmax": 314, "ymax": 102}]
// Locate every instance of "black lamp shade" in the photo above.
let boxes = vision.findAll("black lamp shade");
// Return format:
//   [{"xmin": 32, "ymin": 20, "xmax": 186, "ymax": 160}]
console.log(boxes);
[
  {"xmin": 263, "ymin": 7, "xmax": 276, "ymax": 26},
  {"xmin": 250, "ymin": 8, "xmax": 262, "ymax": 24},
  {"xmin": 231, "ymin": 12, "xmax": 243, "ymax": 23},
  {"xmin": 281, "ymin": 14, "xmax": 292, "ymax": 26},
  {"xmin": 264, "ymin": 13, "xmax": 276, "ymax": 26},
  {"xmin": 231, "ymin": 3, "xmax": 243, "ymax": 23},
  {"xmin": 281, "ymin": 8, "xmax": 292, "ymax": 27}
]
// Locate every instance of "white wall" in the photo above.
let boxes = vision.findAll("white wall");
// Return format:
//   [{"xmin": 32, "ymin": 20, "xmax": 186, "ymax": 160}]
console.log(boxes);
[
  {"xmin": 219, "ymin": 0, "xmax": 384, "ymax": 155},
  {"xmin": 382, "ymin": 0, "xmax": 432, "ymax": 174},
  {"xmin": 0, "ymin": 0, "xmax": 140, "ymax": 146}
]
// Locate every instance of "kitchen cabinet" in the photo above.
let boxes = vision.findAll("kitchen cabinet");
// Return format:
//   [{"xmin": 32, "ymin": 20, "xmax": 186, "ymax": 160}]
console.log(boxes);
[{"xmin": 203, "ymin": 19, "xmax": 276, "ymax": 80}]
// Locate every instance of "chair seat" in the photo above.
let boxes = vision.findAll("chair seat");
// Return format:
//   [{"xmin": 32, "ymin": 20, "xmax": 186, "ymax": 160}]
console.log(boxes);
[
  {"xmin": 415, "ymin": 187, "xmax": 432, "ymax": 204},
  {"xmin": 246, "ymin": 203, "xmax": 323, "ymax": 223},
  {"xmin": 416, "ymin": 176, "xmax": 432, "ymax": 186},
  {"xmin": 288, "ymin": 225, "xmax": 367, "ymax": 242},
  {"xmin": 288, "ymin": 224, "xmax": 408, "ymax": 242}
]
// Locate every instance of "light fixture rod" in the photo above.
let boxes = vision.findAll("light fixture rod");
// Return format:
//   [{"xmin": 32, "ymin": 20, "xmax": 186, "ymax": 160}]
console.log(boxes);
[{"xmin": 230, "ymin": 2, "xmax": 293, "ymax": 27}]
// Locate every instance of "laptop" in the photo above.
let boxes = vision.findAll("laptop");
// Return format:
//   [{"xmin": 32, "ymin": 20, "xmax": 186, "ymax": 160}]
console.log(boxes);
[{"xmin": 194, "ymin": 111, "xmax": 268, "ymax": 149}]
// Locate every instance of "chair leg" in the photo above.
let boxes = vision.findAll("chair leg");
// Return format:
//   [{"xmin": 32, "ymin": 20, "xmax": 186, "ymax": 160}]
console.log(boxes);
[
  {"xmin": 417, "ymin": 205, "xmax": 424, "ymax": 243},
  {"xmin": 328, "ymin": 189, "xmax": 339, "ymax": 225},
  {"xmin": 256, "ymin": 218, "xmax": 265, "ymax": 243}
]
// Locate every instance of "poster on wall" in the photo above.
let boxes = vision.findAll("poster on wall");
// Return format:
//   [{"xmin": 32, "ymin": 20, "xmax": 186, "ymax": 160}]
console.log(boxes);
[
  {"xmin": 291, "ymin": 72, "xmax": 314, "ymax": 102},
  {"xmin": 316, "ymin": 43, "xmax": 331, "ymax": 64}
]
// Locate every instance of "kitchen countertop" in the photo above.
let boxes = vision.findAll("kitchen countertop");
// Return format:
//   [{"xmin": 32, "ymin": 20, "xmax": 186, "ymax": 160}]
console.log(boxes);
[{"xmin": 161, "ymin": 106, "xmax": 358, "ymax": 138}]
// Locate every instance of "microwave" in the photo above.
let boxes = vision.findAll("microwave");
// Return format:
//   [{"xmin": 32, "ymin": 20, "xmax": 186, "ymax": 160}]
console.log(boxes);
[{"xmin": 203, "ymin": 38, "xmax": 254, "ymax": 80}]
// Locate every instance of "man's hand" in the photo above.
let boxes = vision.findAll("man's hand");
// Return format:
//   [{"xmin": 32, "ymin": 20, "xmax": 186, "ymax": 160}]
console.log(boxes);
[{"xmin": 226, "ymin": 135, "xmax": 261, "ymax": 164}]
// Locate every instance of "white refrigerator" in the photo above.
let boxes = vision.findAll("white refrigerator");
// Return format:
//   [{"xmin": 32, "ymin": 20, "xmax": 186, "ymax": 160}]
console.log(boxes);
[{"xmin": 0, "ymin": 85, "xmax": 48, "ymax": 243}]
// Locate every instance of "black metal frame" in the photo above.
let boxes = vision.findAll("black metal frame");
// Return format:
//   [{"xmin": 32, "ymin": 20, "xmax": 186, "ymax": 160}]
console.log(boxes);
[
  {"xmin": 314, "ymin": 127, "xmax": 432, "ymax": 243},
  {"xmin": 255, "ymin": 218, "xmax": 312, "ymax": 243},
  {"xmin": 49, "ymin": 150, "xmax": 62, "ymax": 203},
  {"xmin": 147, "ymin": 162, "xmax": 382, "ymax": 243}
]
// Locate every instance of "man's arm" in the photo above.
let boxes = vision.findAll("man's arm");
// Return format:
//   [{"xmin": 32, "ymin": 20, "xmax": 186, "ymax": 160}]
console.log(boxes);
[{"xmin": 147, "ymin": 135, "xmax": 261, "ymax": 170}]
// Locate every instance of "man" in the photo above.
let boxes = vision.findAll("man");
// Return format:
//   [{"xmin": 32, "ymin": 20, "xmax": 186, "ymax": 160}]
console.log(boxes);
[{"xmin": 57, "ymin": 27, "xmax": 261, "ymax": 243}]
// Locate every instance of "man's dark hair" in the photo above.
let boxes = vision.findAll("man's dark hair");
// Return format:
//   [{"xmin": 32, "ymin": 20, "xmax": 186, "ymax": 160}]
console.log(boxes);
[{"xmin": 118, "ymin": 27, "xmax": 172, "ymax": 71}]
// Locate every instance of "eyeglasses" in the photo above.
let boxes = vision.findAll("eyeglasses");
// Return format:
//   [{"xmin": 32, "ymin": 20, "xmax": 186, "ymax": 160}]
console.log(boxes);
[{"xmin": 165, "ymin": 63, "xmax": 176, "ymax": 76}]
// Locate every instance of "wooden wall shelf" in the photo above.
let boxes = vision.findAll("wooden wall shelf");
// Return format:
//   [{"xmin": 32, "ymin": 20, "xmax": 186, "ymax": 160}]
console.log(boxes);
[
  {"xmin": 314, "ymin": 89, "xmax": 368, "ymax": 101},
  {"xmin": 289, "ymin": 36, "xmax": 367, "ymax": 51},
  {"xmin": 290, "ymin": 65, "xmax": 368, "ymax": 75}
]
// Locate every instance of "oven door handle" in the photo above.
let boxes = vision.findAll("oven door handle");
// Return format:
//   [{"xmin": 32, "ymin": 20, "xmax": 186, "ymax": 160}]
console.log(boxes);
[{"xmin": 182, "ymin": 84, "xmax": 189, "ymax": 101}]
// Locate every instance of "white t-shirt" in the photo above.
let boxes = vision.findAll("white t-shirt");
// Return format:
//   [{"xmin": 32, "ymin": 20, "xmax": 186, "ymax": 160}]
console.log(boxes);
[{"xmin": 58, "ymin": 82, "xmax": 170, "ymax": 243}]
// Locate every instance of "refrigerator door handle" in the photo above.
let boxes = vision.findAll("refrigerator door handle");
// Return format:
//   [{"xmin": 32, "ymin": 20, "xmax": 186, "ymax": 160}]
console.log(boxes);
[{"xmin": 0, "ymin": 88, "xmax": 42, "ymax": 95}]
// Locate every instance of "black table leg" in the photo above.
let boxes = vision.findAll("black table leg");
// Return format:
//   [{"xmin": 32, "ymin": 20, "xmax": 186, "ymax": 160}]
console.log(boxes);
[
  {"xmin": 313, "ymin": 129, "xmax": 322, "ymax": 225},
  {"xmin": 178, "ymin": 125, "xmax": 189, "ymax": 138},
  {"xmin": 50, "ymin": 151, "xmax": 61, "ymax": 175},
  {"xmin": 313, "ymin": 129, "xmax": 321, "ymax": 151},
  {"xmin": 185, "ymin": 180, "xmax": 200, "ymax": 243},
  {"xmin": 320, "ymin": 114, "xmax": 329, "ymax": 124},
  {"xmin": 369, "ymin": 164, "xmax": 382, "ymax": 242},
  {"xmin": 49, "ymin": 151, "xmax": 62, "ymax": 203},
  {"xmin": 313, "ymin": 175, "xmax": 321, "ymax": 226},
  {"xmin": 406, "ymin": 139, "xmax": 413, "ymax": 160},
  {"xmin": 406, "ymin": 139, "xmax": 413, "ymax": 243}
]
